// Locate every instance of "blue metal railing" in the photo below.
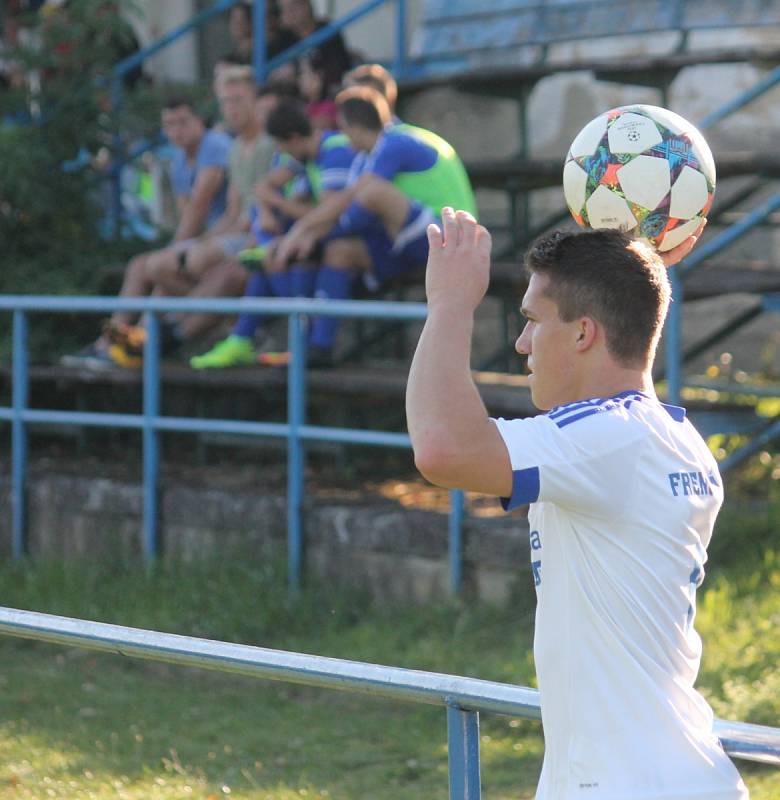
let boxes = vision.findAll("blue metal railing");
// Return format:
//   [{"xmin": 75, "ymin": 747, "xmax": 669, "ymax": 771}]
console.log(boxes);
[
  {"xmin": 664, "ymin": 64, "xmax": 780, "ymax": 407},
  {"xmin": 1, "ymin": 606, "xmax": 778, "ymax": 800},
  {"xmin": 0, "ymin": 296, "xmax": 468, "ymax": 594}
]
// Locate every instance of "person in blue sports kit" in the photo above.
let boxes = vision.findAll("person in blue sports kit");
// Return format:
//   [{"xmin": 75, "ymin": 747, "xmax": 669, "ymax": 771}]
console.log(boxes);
[
  {"xmin": 274, "ymin": 84, "xmax": 476, "ymax": 365},
  {"xmin": 190, "ymin": 98, "xmax": 357, "ymax": 368}
]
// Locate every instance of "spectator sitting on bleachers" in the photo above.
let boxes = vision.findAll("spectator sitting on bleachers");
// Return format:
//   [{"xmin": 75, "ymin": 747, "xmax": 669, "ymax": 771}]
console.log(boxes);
[
  {"xmin": 61, "ymin": 94, "xmax": 241, "ymax": 369},
  {"xmin": 279, "ymin": 0, "xmax": 352, "ymax": 98},
  {"xmin": 299, "ymin": 54, "xmax": 338, "ymax": 131},
  {"xmin": 272, "ymin": 85, "xmax": 476, "ymax": 365},
  {"xmin": 190, "ymin": 97, "xmax": 357, "ymax": 369},
  {"xmin": 63, "ymin": 69, "xmax": 280, "ymax": 369},
  {"xmin": 342, "ymin": 63, "xmax": 398, "ymax": 119},
  {"xmin": 223, "ymin": 0, "xmax": 297, "ymax": 83}
]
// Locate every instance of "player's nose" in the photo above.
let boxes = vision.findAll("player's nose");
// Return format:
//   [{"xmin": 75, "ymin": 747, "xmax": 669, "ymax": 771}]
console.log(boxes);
[{"xmin": 515, "ymin": 326, "xmax": 531, "ymax": 356}]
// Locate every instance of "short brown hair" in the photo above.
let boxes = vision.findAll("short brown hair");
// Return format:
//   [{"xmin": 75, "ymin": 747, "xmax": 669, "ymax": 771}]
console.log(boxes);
[
  {"xmin": 524, "ymin": 228, "xmax": 671, "ymax": 367},
  {"xmin": 335, "ymin": 85, "xmax": 392, "ymax": 131},
  {"xmin": 344, "ymin": 63, "xmax": 398, "ymax": 110}
]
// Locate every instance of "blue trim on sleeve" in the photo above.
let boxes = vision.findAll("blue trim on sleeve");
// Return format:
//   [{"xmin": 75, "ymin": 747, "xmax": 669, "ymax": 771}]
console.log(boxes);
[
  {"xmin": 501, "ymin": 466, "xmax": 540, "ymax": 511},
  {"xmin": 661, "ymin": 402, "xmax": 687, "ymax": 422}
]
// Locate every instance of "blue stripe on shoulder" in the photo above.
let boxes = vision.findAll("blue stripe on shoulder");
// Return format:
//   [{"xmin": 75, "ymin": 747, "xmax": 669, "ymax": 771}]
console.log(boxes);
[
  {"xmin": 501, "ymin": 466, "xmax": 540, "ymax": 511},
  {"xmin": 555, "ymin": 406, "xmax": 606, "ymax": 428},
  {"xmin": 548, "ymin": 397, "xmax": 604, "ymax": 420},
  {"xmin": 661, "ymin": 403, "xmax": 686, "ymax": 422},
  {"xmin": 552, "ymin": 392, "xmax": 647, "ymax": 429}
]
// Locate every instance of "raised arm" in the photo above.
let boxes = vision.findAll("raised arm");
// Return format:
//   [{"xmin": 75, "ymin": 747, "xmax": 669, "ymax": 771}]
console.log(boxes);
[{"xmin": 406, "ymin": 208, "xmax": 513, "ymax": 496}]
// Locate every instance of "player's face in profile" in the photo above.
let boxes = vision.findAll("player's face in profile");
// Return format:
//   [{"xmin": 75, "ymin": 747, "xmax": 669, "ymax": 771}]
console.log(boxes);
[{"xmin": 515, "ymin": 272, "xmax": 581, "ymax": 411}]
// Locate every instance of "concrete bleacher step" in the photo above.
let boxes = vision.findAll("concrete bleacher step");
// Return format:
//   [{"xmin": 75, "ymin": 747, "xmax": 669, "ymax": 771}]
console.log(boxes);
[
  {"xmin": 404, "ymin": 0, "xmax": 780, "ymax": 90},
  {"xmin": 0, "ymin": 363, "xmax": 538, "ymax": 422},
  {"xmin": 464, "ymin": 152, "xmax": 780, "ymax": 194}
]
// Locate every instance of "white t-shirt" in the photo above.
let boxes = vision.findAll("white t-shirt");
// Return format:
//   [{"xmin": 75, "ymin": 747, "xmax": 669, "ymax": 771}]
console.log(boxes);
[{"xmin": 493, "ymin": 390, "xmax": 748, "ymax": 800}]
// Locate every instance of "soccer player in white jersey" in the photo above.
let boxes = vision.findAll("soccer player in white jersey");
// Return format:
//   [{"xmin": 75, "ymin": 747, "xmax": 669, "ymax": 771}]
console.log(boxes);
[{"xmin": 406, "ymin": 208, "xmax": 749, "ymax": 800}]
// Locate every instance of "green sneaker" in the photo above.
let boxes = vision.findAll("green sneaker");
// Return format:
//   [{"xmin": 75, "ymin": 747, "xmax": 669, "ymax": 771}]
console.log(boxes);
[
  {"xmin": 189, "ymin": 335, "xmax": 256, "ymax": 369},
  {"xmin": 237, "ymin": 245, "xmax": 267, "ymax": 268}
]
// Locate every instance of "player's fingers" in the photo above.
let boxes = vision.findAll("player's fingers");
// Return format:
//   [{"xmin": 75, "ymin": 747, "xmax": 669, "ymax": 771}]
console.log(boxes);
[
  {"xmin": 475, "ymin": 224, "xmax": 492, "ymax": 254},
  {"xmin": 455, "ymin": 209, "xmax": 477, "ymax": 245},
  {"xmin": 441, "ymin": 206, "xmax": 459, "ymax": 247},
  {"xmin": 427, "ymin": 222, "xmax": 443, "ymax": 249}
]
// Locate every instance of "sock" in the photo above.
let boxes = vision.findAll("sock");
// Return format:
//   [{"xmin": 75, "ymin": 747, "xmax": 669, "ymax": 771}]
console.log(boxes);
[
  {"xmin": 268, "ymin": 271, "xmax": 292, "ymax": 298},
  {"xmin": 289, "ymin": 264, "xmax": 316, "ymax": 297},
  {"xmin": 308, "ymin": 265, "xmax": 355, "ymax": 350},
  {"xmin": 233, "ymin": 270, "xmax": 273, "ymax": 339}
]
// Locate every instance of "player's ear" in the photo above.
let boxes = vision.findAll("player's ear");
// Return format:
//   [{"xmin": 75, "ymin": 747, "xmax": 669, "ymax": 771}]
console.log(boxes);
[{"xmin": 575, "ymin": 316, "xmax": 598, "ymax": 352}]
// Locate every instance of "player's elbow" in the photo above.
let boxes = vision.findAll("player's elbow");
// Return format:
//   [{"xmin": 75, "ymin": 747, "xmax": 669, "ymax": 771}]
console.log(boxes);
[{"xmin": 412, "ymin": 436, "xmax": 461, "ymax": 489}]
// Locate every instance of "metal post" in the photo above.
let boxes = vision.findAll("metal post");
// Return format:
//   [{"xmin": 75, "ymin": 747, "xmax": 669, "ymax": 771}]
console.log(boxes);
[
  {"xmin": 394, "ymin": 0, "xmax": 407, "ymax": 78},
  {"xmin": 11, "ymin": 311, "xmax": 29, "ymax": 560},
  {"xmin": 448, "ymin": 489, "xmax": 465, "ymax": 595},
  {"xmin": 252, "ymin": 0, "xmax": 268, "ymax": 84},
  {"xmin": 666, "ymin": 266, "xmax": 683, "ymax": 405},
  {"xmin": 110, "ymin": 76, "xmax": 124, "ymax": 239},
  {"xmin": 287, "ymin": 314, "xmax": 307, "ymax": 594},
  {"xmin": 447, "ymin": 703, "xmax": 481, "ymax": 800},
  {"xmin": 142, "ymin": 313, "xmax": 161, "ymax": 562}
]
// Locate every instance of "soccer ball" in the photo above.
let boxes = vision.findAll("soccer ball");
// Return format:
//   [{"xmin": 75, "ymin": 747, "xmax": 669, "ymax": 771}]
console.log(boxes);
[{"xmin": 562, "ymin": 104, "xmax": 716, "ymax": 252}]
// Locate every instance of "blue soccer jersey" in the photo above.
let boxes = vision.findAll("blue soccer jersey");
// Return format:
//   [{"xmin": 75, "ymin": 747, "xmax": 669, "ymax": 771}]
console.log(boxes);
[{"xmin": 358, "ymin": 127, "xmax": 476, "ymax": 217}]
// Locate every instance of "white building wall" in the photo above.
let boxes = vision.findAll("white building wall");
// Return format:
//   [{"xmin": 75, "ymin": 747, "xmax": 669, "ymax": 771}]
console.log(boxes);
[{"xmin": 132, "ymin": 0, "xmax": 198, "ymax": 83}]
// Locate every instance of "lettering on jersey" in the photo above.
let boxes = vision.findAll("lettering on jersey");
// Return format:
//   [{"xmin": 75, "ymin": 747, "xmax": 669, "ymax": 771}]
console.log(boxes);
[
  {"xmin": 529, "ymin": 529, "xmax": 542, "ymax": 586},
  {"xmin": 668, "ymin": 471, "xmax": 715, "ymax": 497}
]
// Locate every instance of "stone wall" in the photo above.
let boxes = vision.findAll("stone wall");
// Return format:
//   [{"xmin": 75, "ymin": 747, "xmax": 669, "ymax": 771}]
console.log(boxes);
[{"xmin": 0, "ymin": 473, "xmax": 531, "ymax": 604}]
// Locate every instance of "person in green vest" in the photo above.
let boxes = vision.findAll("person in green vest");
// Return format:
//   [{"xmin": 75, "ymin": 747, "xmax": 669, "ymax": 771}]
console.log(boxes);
[{"xmin": 272, "ymin": 85, "xmax": 477, "ymax": 364}]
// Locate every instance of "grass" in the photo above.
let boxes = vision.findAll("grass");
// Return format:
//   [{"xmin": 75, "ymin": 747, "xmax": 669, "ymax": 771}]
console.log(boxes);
[{"xmin": 1, "ymin": 503, "xmax": 779, "ymax": 799}]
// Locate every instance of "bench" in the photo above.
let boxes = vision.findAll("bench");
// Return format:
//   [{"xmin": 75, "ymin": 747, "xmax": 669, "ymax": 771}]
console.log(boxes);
[{"xmin": 402, "ymin": 0, "xmax": 780, "ymax": 90}]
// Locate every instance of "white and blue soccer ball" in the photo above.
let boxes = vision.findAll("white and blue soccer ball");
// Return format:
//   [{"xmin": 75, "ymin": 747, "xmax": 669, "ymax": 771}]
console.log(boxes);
[{"xmin": 563, "ymin": 104, "xmax": 716, "ymax": 252}]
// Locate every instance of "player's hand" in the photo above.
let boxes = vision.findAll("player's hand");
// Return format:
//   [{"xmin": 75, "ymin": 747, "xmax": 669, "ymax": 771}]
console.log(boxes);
[
  {"xmin": 660, "ymin": 219, "xmax": 706, "ymax": 268},
  {"xmin": 273, "ymin": 225, "xmax": 315, "ymax": 269},
  {"xmin": 425, "ymin": 207, "xmax": 492, "ymax": 313}
]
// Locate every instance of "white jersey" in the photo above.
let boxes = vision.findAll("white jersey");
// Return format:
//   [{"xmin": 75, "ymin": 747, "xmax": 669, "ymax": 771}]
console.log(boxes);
[{"xmin": 493, "ymin": 390, "xmax": 748, "ymax": 800}]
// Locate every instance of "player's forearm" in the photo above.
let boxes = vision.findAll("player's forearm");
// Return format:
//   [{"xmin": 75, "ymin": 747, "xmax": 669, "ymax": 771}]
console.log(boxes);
[
  {"xmin": 173, "ymin": 198, "xmax": 210, "ymax": 242},
  {"xmin": 406, "ymin": 305, "xmax": 490, "ymax": 486},
  {"xmin": 299, "ymin": 188, "xmax": 355, "ymax": 235},
  {"xmin": 269, "ymin": 195, "xmax": 313, "ymax": 221}
]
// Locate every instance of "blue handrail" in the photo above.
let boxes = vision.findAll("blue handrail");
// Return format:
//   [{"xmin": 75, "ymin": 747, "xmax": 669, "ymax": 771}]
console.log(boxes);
[
  {"xmin": 1, "ymin": 606, "xmax": 778, "ymax": 800},
  {"xmin": 0, "ymin": 295, "xmax": 466, "ymax": 596},
  {"xmin": 664, "ymin": 63, "xmax": 780, "ymax": 407}
]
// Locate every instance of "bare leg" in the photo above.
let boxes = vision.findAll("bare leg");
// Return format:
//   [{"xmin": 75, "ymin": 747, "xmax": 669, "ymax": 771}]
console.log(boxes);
[
  {"xmin": 322, "ymin": 237, "xmax": 372, "ymax": 271},
  {"xmin": 350, "ymin": 176, "xmax": 412, "ymax": 239},
  {"xmin": 144, "ymin": 239, "xmax": 229, "ymax": 292},
  {"xmin": 176, "ymin": 260, "xmax": 248, "ymax": 341}
]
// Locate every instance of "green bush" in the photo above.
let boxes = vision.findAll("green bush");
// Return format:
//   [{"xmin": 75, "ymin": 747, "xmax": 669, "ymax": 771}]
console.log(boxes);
[{"xmin": 0, "ymin": 1, "xmax": 174, "ymax": 359}]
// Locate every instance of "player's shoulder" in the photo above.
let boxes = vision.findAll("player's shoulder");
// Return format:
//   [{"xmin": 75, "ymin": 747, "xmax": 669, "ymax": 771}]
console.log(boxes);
[
  {"xmin": 320, "ymin": 130, "xmax": 350, "ymax": 149},
  {"xmin": 202, "ymin": 128, "xmax": 233, "ymax": 149},
  {"xmin": 542, "ymin": 391, "xmax": 690, "ymax": 450}
]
